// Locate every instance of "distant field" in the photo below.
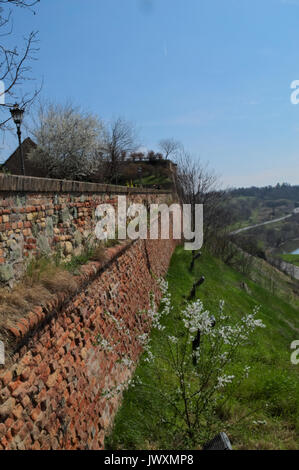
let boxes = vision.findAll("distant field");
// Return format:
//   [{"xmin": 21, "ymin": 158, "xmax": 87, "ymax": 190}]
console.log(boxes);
[
  {"xmin": 280, "ymin": 254, "xmax": 299, "ymax": 267},
  {"xmin": 226, "ymin": 193, "xmax": 296, "ymax": 231}
]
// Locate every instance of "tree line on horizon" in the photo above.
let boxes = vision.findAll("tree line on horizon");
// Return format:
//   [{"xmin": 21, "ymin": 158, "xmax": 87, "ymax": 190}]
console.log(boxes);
[{"xmin": 229, "ymin": 183, "xmax": 299, "ymax": 202}]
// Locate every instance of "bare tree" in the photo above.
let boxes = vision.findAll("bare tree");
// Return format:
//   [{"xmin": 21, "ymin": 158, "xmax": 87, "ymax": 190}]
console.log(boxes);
[
  {"xmin": 28, "ymin": 102, "xmax": 105, "ymax": 180},
  {"xmin": 158, "ymin": 138, "xmax": 182, "ymax": 160},
  {"xmin": 0, "ymin": 0, "xmax": 40, "ymax": 129},
  {"xmin": 175, "ymin": 149, "xmax": 219, "ymax": 214},
  {"xmin": 102, "ymin": 118, "xmax": 137, "ymax": 184},
  {"xmin": 174, "ymin": 148, "xmax": 230, "ymax": 255}
]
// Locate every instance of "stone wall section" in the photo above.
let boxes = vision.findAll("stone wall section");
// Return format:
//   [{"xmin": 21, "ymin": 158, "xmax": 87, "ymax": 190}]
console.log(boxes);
[
  {"xmin": 0, "ymin": 174, "xmax": 178, "ymax": 450},
  {"xmin": 0, "ymin": 237, "xmax": 178, "ymax": 450},
  {"xmin": 0, "ymin": 174, "xmax": 172, "ymax": 284}
]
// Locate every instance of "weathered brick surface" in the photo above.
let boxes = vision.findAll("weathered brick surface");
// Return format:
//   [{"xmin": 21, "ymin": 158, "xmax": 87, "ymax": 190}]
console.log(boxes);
[
  {"xmin": 0, "ymin": 174, "xmax": 173, "ymax": 284},
  {"xmin": 0, "ymin": 227, "xmax": 178, "ymax": 450}
]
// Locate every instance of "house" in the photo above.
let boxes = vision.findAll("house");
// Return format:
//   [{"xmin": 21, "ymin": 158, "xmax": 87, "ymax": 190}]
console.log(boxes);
[{"xmin": 0, "ymin": 137, "xmax": 47, "ymax": 177}]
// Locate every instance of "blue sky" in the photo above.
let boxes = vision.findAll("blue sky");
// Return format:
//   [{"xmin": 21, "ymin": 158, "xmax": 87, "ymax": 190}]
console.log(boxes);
[{"xmin": 2, "ymin": 0, "xmax": 299, "ymax": 188}]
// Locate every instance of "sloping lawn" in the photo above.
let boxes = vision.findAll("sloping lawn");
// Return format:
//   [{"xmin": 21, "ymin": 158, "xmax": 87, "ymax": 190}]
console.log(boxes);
[
  {"xmin": 280, "ymin": 254, "xmax": 299, "ymax": 267},
  {"xmin": 107, "ymin": 247, "xmax": 299, "ymax": 450}
]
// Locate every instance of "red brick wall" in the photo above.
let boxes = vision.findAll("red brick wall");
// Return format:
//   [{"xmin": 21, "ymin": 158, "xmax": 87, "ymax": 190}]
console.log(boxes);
[
  {"xmin": 0, "ymin": 236, "xmax": 178, "ymax": 450},
  {"xmin": 0, "ymin": 174, "xmax": 173, "ymax": 285}
]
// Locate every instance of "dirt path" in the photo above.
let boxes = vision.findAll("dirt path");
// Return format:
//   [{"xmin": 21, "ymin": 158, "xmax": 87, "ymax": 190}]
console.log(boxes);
[{"xmin": 230, "ymin": 213, "xmax": 293, "ymax": 235}]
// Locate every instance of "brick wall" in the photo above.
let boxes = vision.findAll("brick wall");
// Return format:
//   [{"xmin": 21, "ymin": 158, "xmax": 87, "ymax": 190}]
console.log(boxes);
[
  {"xmin": 0, "ymin": 174, "xmax": 178, "ymax": 450},
  {"xmin": 0, "ymin": 174, "xmax": 172, "ymax": 285},
  {"xmin": 0, "ymin": 237, "xmax": 178, "ymax": 450}
]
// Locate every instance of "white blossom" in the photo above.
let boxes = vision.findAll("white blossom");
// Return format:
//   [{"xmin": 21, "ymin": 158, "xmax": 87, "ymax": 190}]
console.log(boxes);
[
  {"xmin": 168, "ymin": 336, "xmax": 178, "ymax": 344},
  {"xmin": 216, "ymin": 374, "xmax": 235, "ymax": 389}
]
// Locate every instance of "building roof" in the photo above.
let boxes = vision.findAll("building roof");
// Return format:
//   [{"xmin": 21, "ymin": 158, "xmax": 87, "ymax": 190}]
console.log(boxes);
[{"xmin": 1, "ymin": 137, "xmax": 47, "ymax": 177}]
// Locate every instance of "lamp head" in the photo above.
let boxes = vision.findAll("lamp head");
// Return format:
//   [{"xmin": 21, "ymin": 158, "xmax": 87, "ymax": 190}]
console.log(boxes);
[{"xmin": 10, "ymin": 104, "xmax": 24, "ymax": 127}]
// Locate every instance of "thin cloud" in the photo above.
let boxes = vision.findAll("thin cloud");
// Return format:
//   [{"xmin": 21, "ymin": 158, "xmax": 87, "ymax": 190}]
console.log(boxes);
[
  {"xmin": 281, "ymin": 0, "xmax": 299, "ymax": 5},
  {"xmin": 138, "ymin": 0, "xmax": 154, "ymax": 14},
  {"xmin": 141, "ymin": 111, "xmax": 215, "ymax": 128}
]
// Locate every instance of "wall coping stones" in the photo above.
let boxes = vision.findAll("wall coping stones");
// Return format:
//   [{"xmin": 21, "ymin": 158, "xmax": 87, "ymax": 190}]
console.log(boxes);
[{"xmin": 0, "ymin": 174, "xmax": 172, "ymax": 195}]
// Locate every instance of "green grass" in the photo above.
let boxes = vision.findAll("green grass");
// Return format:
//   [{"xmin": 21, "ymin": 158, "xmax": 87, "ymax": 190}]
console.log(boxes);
[
  {"xmin": 280, "ymin": 254, "xmax": 299, "ymax": 267},
  {"xmin": 134, "ymin": 174, "xmax": 171, "ymax": 186},
  {"xmin": 107, "ymin": 247, "xmax": 299, "ymax": 450}
]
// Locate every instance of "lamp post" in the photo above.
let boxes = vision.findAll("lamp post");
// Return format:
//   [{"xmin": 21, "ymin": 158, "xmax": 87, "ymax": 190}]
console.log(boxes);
[
  {"xmin": 138, "ymin": 166, "xmax": 142, "ymax": 187},
  {"xmin": 10, "ymin": 104, "xmax": 25, "ymax": 176}
]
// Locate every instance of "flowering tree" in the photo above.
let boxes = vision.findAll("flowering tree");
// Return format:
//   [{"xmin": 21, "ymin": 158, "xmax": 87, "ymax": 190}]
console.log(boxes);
[
  {"xmin": 101, "ymin": 279, "xmax": 266, "ymax": 447},
  {"xmin": 140, "ymin": 283, "xmax": 265, "ymax": 445},
  {"xmin": 28, "ymin": 103, "xmax": 105, "ymax": 180}
]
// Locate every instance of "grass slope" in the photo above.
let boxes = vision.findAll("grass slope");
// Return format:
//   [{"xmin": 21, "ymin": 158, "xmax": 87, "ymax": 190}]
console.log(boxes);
[
  {"xmin": 107, "ymin": 247, "xmax": 299, "ymax": 450},
  {"xmin": 280, "ymin": 254, "xmax": 299, "ymax": 267}
]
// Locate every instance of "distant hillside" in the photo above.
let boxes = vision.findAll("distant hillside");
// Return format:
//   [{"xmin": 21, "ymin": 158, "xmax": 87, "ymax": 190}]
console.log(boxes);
[
  {"xmin": 230, "ymin": 184, "xmax": 299, "ymax": 203},
  {"xmin": 225, "ymin": 184, "xmax": 299, "ymax": 231},
  {"xmin": 225, "ymin": 184, "xmax": 299, "ymax": 272}
]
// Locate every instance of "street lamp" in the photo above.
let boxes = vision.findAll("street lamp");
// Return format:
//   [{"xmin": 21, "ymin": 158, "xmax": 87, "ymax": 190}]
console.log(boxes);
[
  {"xmin": 138, "ymin": 166, "xmax": 142, "ymax": 187},
  {"xmin": 10, "ymin": 104, "xmax": 25, "ymax": 176}
]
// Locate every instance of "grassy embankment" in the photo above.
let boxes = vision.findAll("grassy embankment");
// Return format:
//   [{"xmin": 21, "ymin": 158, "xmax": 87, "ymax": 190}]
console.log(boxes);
[
  {"xmin": 107, "ymin": 246, "xmax": 299, "ymax": 450},
  {"xmin": 0, "ymin": 240, "xmax": 116, "ymax": 341},
  {"xmin": 280, "ymin": 254, "xmax": 299, "ymax": 267},
  {"xmin": 133, "ymin": 174, "xmax": 171, "ymax": 187}
]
